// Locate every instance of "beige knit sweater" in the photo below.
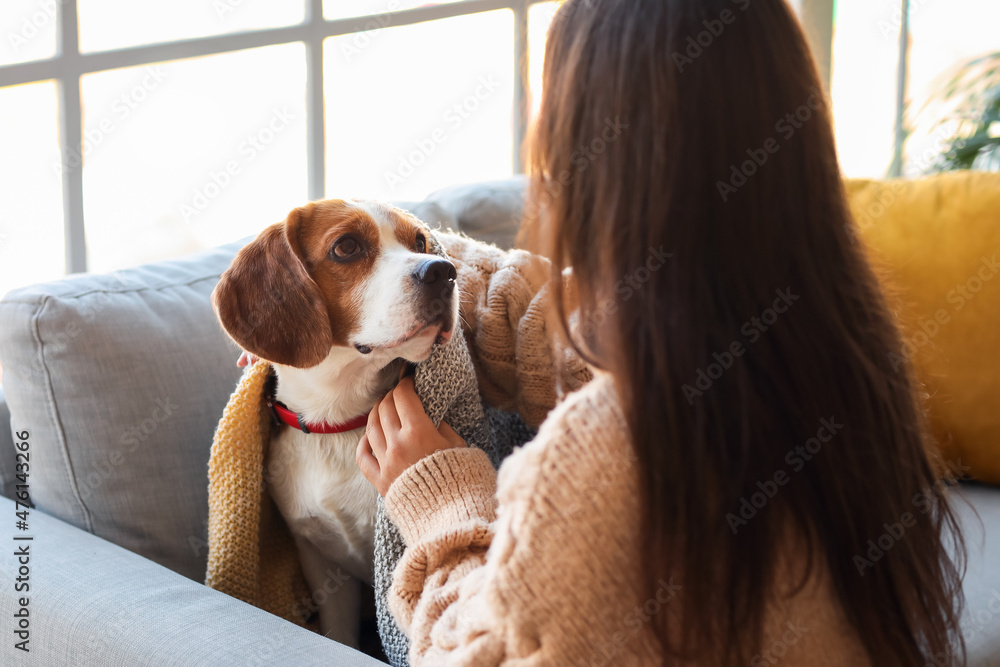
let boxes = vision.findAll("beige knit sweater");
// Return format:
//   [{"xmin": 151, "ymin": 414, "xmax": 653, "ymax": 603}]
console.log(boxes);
[{"xmin": 384, "ymin": 373, "xmax": 872, "ymax": 665}]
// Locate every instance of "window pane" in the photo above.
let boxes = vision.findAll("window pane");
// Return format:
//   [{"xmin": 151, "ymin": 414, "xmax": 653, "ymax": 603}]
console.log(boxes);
[
  {"xmin": 80, "ymin": 44, "xmax": 307, "ymax": 274},
  {"xmin": 830, "ymin": 0, "xmax": 902, "ymax": 178},
  {"xmin": 528, "ymin": 1, "xmax": 559, "ymax": 122},
  {"xmin": 0, "ymin": 0, "xmax": 58, "ymax": 66},
  {"xmin": 0, "ymin": 81, "xmax": 64, "ymax": 299},
  {"xmin": 77, "ymin": 0, "xmax": 305, "ymax": 53},
  {"xmin": 324, "ymin": 10, "xmax": 515, "ymax": 202},
  {"xmin": 904, "ymin": 0, "xmax": 1000, "ymax": 174},
  {"xmin": 324, "ymin": 1, "xmax": 469, "ymax": 21}
]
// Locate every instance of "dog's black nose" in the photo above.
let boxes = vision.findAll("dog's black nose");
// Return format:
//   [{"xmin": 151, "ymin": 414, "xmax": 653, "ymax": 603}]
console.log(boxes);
[{"xmin": 413, "ymin": 258, "xmax": 457, "ymax": 291}]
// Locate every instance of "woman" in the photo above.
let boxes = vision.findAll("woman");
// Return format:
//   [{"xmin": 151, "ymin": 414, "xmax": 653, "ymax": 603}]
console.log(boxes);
[{"xmin": 356, "ymin": 0, "xmax": 967, "ymax": 664}]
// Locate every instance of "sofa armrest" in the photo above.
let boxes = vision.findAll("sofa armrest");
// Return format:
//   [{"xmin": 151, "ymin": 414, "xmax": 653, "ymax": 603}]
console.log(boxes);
[{"xmin": 0, "ymin": 496, "xmax": 387, "ymax": 666}]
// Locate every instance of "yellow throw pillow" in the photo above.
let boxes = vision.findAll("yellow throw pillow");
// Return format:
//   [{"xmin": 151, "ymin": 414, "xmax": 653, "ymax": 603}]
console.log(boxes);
[{"xmin": 846, "ymin": 172, "xmax": 1000, "ymax": 484}]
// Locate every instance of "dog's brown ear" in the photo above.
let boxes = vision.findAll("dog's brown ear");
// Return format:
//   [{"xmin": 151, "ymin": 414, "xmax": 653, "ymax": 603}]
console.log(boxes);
[{"xmin": 212, "ymin": 206, "xmax": 333, "ymax": 368}]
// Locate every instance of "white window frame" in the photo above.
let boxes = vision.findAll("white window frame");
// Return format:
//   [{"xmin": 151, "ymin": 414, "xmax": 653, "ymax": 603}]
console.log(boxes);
[
  {"xmin": 890, "ymin": 0, "xmax": 910, "ymax": 178},
  {"xmin": 799, "ymin": 0, "xmax": 834, "ymax": 93},
  {"xmin": 803, "ymin": 0, "xmax": 913, "ymax": 178},
  {"xmin": 1, "ymin": 0, "xmax": 854, "ymax": 276},
  {"xmin": 0, "ymin": 0, "xmax": 545, "ymax": 274}
]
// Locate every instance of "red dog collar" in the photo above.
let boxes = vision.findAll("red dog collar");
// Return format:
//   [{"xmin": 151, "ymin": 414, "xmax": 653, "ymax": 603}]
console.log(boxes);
[{"xmin": 268, "ymin": 398, "xmax": 368, "ymax": 435}]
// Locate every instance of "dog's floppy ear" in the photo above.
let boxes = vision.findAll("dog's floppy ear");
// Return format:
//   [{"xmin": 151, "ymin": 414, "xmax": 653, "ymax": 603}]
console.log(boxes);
[{"xmin": 212, "ymin": 206, "xmax": 333, "ymax": 368}]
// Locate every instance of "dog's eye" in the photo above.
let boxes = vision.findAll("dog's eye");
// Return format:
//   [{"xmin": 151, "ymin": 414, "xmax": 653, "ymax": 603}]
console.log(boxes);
[
  {"xmin": 415, "ymin": 233, "xmax": 427, "ymax": 254},
  {"xmin": 331, "ymin": 236, "xmax": 362, "ymax": 261}
]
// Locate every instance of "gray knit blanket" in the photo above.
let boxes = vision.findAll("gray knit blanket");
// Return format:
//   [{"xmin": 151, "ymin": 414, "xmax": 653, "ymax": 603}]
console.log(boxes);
[{"xmin": 374, "ymin": 326, "xmax": 535, "ymax": 666}]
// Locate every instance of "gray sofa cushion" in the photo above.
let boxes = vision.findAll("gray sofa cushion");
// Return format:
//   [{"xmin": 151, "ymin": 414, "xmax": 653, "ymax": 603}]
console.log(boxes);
[
  {"xmin": 957, "ymin": 484, "xmax": 1000, "ymax": 664},
  {"xmin": 397, "ymin": 200, "xmax": 457, "ymax": 232},
  {"xmin": 0, "ymin": 495, "xmax": 387, "ymax": 666}
]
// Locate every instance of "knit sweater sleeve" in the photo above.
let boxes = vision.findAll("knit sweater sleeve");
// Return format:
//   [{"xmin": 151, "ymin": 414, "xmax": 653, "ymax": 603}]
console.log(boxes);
[
  {"xmin": 438, "ymin": 232, "xmax": 592, "ymax": 428},
  {"xmin": 384, "ymin": 447, "xmax": 547, "ymax": 666},
  {"xmin": 384, "ymin": 377, "xmax": 639, "ymax": 666}
]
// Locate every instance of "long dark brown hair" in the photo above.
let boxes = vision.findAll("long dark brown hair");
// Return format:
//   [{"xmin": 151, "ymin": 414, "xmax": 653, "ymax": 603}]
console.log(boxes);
[{"xmin": 525, "ymin": 0, "xmax": 966, "ymax": 664}]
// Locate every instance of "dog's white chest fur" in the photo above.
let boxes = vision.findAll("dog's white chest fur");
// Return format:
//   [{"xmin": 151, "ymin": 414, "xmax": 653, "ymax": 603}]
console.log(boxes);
[{"xmin": 266, "ymin": 426, "xmax": 379, "ymax": 584}]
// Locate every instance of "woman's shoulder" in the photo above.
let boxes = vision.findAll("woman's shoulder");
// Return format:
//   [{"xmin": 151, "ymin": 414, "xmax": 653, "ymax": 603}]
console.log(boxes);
[
  {"xmin": 541, "ymin": 370, "xmax": 627, "ymax": 442},
  {"xmin": 496, "ymin": 372, "xmax": 638, "ymax": 509}
]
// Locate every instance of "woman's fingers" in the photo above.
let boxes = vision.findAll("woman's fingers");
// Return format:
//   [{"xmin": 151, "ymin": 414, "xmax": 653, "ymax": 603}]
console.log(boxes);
[
  {"xmin": 355, "ymin": 380, "xmax": 467, "ymax": 496},
  {"xmin": 355, "ymin": 433, "xmax": 381, "ymax": 483},
  {"xmin": 378, "ymin": 386, "xmax": 402, "ymax": 435},
  {"xmin": 392, "ymin": 377, "xmax": 433, "ymax": 429},
  {"xmin": 366, "ymin": 398, "xmax": 387, "ymax": 459},
  {"xmin": 438, "ymin": 421, "xmax": 468, "ymax": 448}
]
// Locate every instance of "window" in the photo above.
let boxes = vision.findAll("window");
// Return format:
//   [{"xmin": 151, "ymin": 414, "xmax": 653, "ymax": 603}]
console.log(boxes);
[
  {"xmin": 830, "ymin": 0, "xmax": 1000, "ymax": 178},
  {"xmin": 80, "ymin": 45, "xmax": 309, "ymax": 273},
  {"xmin": 76, "ymin": 0, "xmax": 306, "ymax": 53},
  {"xmin": 0, "ymin": 0, "xmax": 545, "ymax": 299},
  {"xmin": 0, "ymin": 81, "xmax": 64, "ymax": 291},
  {"xmin": 903, "ymin": 0, "xmax": 1000, "ymax": 175},
  {"xmin": 1, "ymin": 0, "xmax": 997, "ymax": 301},
  {"xmin": 0, "ymin": 0, "xmax": 57, "ymax": 66},
  {"xmin": 322, "ymin": 10, "xmax": 515, "ymax": 201}
]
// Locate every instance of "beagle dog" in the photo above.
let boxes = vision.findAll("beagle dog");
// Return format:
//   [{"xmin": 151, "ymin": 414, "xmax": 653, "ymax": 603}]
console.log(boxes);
[{"xmin": 211, "ymin": 199, "xmax": 459, "ymax": 646}]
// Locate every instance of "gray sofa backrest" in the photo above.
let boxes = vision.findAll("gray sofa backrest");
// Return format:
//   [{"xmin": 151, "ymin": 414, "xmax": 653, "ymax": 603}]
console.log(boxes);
[
  {"xmin": 0, "ymin": 182, "xmax": 524, "ymax": 582},
  {"xmin": 0, "ymin": 241, "xmax": 249, "ymax": 580}
]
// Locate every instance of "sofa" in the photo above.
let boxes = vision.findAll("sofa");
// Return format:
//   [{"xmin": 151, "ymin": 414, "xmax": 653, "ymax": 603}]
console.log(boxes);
[{"xmin": 0, "ymin": 177, "xmax": 998, "ymax": 666}]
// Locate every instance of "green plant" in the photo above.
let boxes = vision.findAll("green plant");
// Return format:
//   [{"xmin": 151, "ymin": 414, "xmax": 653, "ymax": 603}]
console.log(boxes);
[{"xmin": 911, "ymin": 51, "xmax": 1000, "ymax": 173}]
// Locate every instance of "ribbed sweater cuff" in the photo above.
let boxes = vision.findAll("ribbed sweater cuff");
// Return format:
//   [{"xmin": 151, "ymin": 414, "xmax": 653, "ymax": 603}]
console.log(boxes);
[{"xmin": 385, "ymin": 447, "xmax": 498, "ymax": 545}]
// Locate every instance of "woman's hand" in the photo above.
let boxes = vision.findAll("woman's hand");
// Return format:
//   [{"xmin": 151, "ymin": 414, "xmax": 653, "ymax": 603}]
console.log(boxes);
[
  {"xmin": 237, "ymin": 351, "xmax": 258, "ymax": 367},
  {"xmin": 356, "ymin": 376, "xmax": 467, "ymax": 496}
]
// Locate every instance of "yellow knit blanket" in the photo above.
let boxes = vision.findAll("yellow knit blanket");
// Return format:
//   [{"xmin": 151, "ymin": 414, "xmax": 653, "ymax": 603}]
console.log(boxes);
[{"xmin": 205, "ymin": 359, "xmax": 316, "ymax": 629}]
